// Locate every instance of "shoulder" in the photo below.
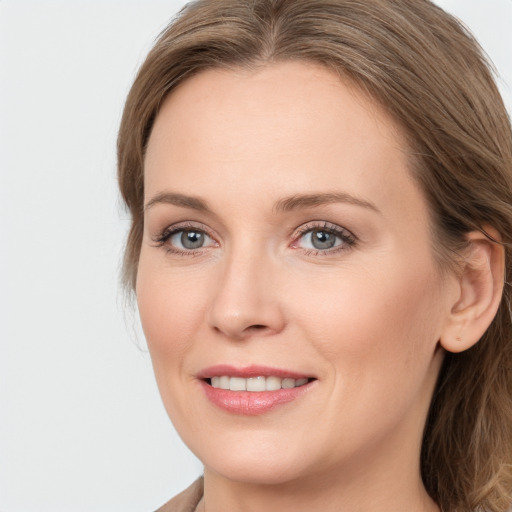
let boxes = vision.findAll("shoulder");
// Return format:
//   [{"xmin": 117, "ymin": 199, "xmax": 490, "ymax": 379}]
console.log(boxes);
[{"xmin": 154, "ymin": 477, "xmax": 204, "ymax": 512}]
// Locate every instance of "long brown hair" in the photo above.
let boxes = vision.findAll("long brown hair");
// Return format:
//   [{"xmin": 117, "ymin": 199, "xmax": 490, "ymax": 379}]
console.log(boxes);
[{"xmin": 117, "ymin": 1, "xmax": 512, "ymax": 510}]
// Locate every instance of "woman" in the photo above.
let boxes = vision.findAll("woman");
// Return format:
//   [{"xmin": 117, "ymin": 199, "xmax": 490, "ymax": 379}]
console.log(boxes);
[{"xmin": 117, "ymin": 1, "xmax": 512, "ymax": 511}]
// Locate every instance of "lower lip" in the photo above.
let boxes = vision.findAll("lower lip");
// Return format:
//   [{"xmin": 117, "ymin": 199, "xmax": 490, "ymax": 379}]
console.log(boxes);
[{"xmin": 200, "ymin": 380, "xmax": 314, "ymax": 415}]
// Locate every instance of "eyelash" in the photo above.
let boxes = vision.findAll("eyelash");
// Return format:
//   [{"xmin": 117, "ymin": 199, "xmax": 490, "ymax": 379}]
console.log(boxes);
[
  {"xmin": 291, "ymin": 221, "xmax": 357, "ymax": 256},
  {"xmin": 152, "ymin": 222, "xmax": 217, "ymax": 256},
  {"xmin": 152, "ymin": 221, "xmax": 357, "ymax": 257}
]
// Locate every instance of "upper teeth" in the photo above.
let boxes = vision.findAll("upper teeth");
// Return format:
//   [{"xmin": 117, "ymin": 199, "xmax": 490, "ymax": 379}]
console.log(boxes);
[{"xmin": 210, "ymin": 376, "xmax": 309, "ymax": 391}]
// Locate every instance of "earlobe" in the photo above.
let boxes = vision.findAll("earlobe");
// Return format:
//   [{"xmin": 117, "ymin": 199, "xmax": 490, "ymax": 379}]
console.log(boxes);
[{"xmin": 440, "ymin": 228, "xmax": 505, "ymax": 354}]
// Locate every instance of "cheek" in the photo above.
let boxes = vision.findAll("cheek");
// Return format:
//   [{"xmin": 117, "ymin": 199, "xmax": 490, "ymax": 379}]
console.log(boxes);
[
  {"xmin": 282, "ymin": 259, "xmax": 445, "ymax": 453},
  {"xmin": 136, "ymin": 257, "xmax": 210, "ymax": 368},
  {"xmin": 289, "ymin": 258, "xmax": 443, "ymax": 380},
  {"xmin": 135, "ymin": 258, "xmax": 217, "ymax": 428}
]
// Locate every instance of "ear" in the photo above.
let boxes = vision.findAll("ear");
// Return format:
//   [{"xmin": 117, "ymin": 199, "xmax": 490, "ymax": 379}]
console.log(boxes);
[{"xmin": 440, "ymin": 227, "xmax": 505, "ymax": 353}]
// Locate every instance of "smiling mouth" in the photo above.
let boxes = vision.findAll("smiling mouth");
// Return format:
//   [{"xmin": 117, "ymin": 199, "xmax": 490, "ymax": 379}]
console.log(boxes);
[
  {"xmin": 205, "ymin": 376, "xmax": 315, "ymax": 391},
  {"xmin": 199, "ymin": 368, "xmax": 317, "ymax": 414}
]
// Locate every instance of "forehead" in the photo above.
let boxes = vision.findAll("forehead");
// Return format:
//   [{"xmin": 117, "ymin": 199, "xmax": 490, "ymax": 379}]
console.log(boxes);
[
  {"xmin": 144, "ymin": 61, "xmax": 426, "ymax": 228},
  {"xmin": 147, "ymin": 61, "xmax": 406, "ymax": 165}
]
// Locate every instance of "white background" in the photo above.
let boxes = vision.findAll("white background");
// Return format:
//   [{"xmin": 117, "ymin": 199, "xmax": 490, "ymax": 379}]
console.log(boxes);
[{"xmin": 1, "ymin": 1, "xmax": 511, "ymax": 511}]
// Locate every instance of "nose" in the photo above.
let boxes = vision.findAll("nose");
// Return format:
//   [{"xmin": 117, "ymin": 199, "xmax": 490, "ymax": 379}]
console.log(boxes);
[{"xmin": 206, "ymin": 249, "xmax": 286, "ymax": 340}]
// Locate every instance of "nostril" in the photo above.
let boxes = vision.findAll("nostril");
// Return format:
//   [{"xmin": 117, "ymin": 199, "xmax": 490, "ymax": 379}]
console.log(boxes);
[
  {"xmin": 245, "ymin": 324, "xmax": 269, "ymax": 334},
  {"xmin": 228, "ymin": 324, "xmax": 269, "ymax": 337}
]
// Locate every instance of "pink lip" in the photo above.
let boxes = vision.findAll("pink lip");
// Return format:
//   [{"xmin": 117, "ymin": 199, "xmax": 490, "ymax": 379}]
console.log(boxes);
[
  {"xmin": 197, "ymin": 364, "xmax": 313, "ymax": 380},
  {"xmin": 197, "ymin": 365, "xmax": 316, "ymax": 416}
]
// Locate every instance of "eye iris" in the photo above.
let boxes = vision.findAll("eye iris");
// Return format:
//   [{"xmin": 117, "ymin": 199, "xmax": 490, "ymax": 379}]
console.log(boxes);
[
  {"xmin": 311, "ymin": 230, "xmax": 336, "ymax": 250},
  {"xmin": 181, "ymin": 231, "xmax": 204, "ymax": 249}
]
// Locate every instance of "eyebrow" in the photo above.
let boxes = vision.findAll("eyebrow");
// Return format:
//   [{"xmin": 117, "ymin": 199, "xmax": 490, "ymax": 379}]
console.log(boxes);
[
  {"xmin": 144, "ymin": 192, "xmax": 212, "ymax": 213},
  {"xmin": 273, "ymin": 192, "xmax": 380, "ymax": 214},
  {"xmin": 144, "ymin": 191, "xmax": 380, "ymax": 215}
]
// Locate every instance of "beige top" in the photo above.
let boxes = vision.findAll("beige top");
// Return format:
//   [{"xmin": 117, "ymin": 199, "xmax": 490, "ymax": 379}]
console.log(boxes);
[{"xmin": 155, "ymin": 478, "xmax": 204, "ymax": 512}]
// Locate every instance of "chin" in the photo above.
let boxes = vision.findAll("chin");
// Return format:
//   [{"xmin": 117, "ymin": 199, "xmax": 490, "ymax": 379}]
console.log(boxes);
[
  {"xmin": 185, "ymin": 431, "xmax": 314, "ymax": 485},
  {"xmin": 204, "ymin": 453, "xmax": 308, "ymax": 486}
]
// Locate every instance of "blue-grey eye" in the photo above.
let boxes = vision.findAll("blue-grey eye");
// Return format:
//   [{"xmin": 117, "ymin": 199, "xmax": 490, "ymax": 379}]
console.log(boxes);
[
  {"xmin": 182, "ymin": 231, "xmax": 204, "ymax": 249},
  {"xmin": 170, "ymin": 230, "xmax": 212, "ymax": 250},
  {"xmin": 297, "ymin": 228, "xmax": 346, "ymax": 251},
  {"xmin": 310, "ymin": 230, "xmax": 338, "ymax": 250}
]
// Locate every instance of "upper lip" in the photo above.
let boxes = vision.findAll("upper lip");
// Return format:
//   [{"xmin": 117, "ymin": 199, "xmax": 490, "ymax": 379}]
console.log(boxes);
[{"xmin": 197, "ymin": 364, "xmax": 315, "ymax": 380}]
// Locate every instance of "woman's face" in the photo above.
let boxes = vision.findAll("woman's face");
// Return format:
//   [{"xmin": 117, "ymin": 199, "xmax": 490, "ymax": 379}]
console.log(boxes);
[{"xmin": 138, "ymin": 62, "xmax": 456, "ymax": 486}]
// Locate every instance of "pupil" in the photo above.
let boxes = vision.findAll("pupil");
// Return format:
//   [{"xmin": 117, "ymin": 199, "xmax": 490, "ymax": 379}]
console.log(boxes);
[
  {"xmin": 181, "ymin": 231, "xmax": 204, "ymax": 249},
  {"xmin": 312, "ymin": 230, "xmax": 336, "ymax": 250}
]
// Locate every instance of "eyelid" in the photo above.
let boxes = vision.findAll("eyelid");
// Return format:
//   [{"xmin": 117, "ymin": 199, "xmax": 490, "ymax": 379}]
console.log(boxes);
[
  {"xmin": 151, "ymin": 221, "xmax": 219, "ymax": 250},
  {"xmin": 290, "ymin": 221, "xmax": 357, "ymax": 253},
  {"xmin": 292, "ymin": 221, "xmax": 355, "ymax": 239}
]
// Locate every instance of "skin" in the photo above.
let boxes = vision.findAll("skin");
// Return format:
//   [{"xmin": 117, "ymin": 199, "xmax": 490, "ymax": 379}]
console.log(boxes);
[{"xmin": 137, "ymin": 61, "xmax": 465, "ymax": 512}]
